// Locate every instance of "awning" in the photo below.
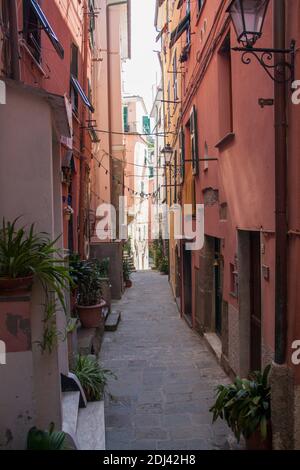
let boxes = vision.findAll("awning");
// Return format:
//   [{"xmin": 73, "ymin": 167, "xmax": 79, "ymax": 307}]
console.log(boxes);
[
  {"xmin": 30, "ymin": 0, "xmax": 64, "ymax": 59},
  {"xmin": 62, "ymin": 150, "xmax": 75, "ymax": 171},
  {"xmin": 169, "ymin": 12, "xmax": 190, "ymax": 48},
  {"xmin": 71, "ymin": 75, "xmax": 95, "ymax": 113}
]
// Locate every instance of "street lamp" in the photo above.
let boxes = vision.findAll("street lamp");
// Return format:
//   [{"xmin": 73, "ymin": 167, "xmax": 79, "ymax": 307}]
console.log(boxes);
[
  {"xmin": 227, "ymin": 0, "xmax": 295, "ymax": 83},
  {"xmin": 161, "ymin": 144, "xmax": 173, "ymax": 165},
  {"xmin": 227, "ymin": 0, "xmax": 269, "ymax": 48}
]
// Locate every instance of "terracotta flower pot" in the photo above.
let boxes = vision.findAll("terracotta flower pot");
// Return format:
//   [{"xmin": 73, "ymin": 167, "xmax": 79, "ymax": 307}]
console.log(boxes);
[
  {"xmin": 246, "ymin": 423, "xmax": 272, "ymax": 450},
  {"xmin": 0, "ymin": 275, "xmax": 34, "ymax": 294},
  {"xmin": 77, "ymin": 300, "xmax": 106, "ymax": 328},
  {"xmin": 125, "ymin": 279, "xmax": 132, "ymax": 288}
]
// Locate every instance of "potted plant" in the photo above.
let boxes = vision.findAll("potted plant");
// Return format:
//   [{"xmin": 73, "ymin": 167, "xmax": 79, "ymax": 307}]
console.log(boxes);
[
  {"xmin": 72, "ymin": 354, "xmax": 116, "ymax": 402},
  {"xmin": 123, "ymin": 258, "xmax": 132, "ymax": 288},
  {"xmin": 210, "ymin": 364, "xmax": 272, "ymax": 450},
  {"xmin": 0, "ymin": 218, "xmax": 71, "ymax": 300},
  {"xmin": 76, "ymin": 259, "xmax": 106, "ymax": 328}
]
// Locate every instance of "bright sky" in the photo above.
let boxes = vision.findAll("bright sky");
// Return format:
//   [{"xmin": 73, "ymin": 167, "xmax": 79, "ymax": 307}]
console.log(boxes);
[{"xmin": 123, "ymin": 0, "xmax": 160, "ymax": 113}]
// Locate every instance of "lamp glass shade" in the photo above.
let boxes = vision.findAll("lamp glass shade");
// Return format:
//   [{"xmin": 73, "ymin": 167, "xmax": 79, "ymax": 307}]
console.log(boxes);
[
  {"xmin": 227, "ymin": 0, "xmax": 269, "ymax": 47},
  {"xmin": 161, "ymin": 145, "xmax": 173, "ymax": 164}
]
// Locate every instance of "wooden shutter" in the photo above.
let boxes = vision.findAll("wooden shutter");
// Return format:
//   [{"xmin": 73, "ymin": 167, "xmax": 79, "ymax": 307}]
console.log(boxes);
[
  {"xmin": 190, "ymin": 105, "xmax": 199, "ymax": 176},
  {"xmin": 179, "ymin": 127, "xmax": 185, "ymax": 183}
]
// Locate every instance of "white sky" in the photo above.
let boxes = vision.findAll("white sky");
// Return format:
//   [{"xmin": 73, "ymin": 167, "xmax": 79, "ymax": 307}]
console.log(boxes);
[{"xmin": 123, "ymin": 0, "xmax": 160, "ymax": 113}]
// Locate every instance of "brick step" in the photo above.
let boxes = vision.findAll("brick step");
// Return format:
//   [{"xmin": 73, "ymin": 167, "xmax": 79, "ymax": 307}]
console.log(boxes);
[{"xmin": 105, "ymin": 311, "xmax": 121, "ymax": 332}]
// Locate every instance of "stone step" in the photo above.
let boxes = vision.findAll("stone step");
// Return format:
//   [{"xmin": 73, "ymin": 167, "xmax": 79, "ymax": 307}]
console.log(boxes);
[
  {"xmin": 62, "ymin": 391, "xmax": 80, "ymax": 448},
  {"xmin": 76, "ymin": 400, "xmax": 105, "ymax": 450},
  {"xmin": 77, "ymin": 327, "xmax": 103, "ymax": 357},
  {"xmin": 105, "ymin": 311, "xmax": 121, "ymax": 331}
]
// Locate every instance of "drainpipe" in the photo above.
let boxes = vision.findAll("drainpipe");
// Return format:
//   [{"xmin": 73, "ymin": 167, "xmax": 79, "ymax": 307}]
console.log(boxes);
[
  {"xmin": 79, "ymin": 0, "xmax": 89, "ymax": 258},
  {"xmin": 274, "ymin": 0, "xmax": 288, "ymax": 365},
  {"xmin": 7, "ymin": 0, "xmax": 20, "ymax": 80}
]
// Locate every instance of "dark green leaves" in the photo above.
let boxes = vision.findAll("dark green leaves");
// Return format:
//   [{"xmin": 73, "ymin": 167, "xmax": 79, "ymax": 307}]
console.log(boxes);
[
  {"xmin": 26, "ymin": 423, "xmax": 66, "ymax": 450},
  {"xmin": 71, "ymin": 355, "xmax": 116, "ymax": 402},
  {"xmin": 209, "ymin": 364, "xmax": 271, "ymax": 442}
]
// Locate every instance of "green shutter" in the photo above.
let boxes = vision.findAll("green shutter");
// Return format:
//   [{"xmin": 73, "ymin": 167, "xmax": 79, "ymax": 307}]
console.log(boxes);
[
  {"xmin": 123, "ymin": 106, "xmax": 129, "ymax": 132},
  {"xmin": 143, "ymin": 116, "xmax": 150, "ymax": 134}
]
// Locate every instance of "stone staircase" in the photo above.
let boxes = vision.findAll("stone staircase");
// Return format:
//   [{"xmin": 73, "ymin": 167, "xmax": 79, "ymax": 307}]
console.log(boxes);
[
  {"xmin": 123, "ymin": 251, "xmax": 136, "ymax": 273},
  {"xmin": 62, "ymin": 389, "xmax": 105, "ymax": 450}
]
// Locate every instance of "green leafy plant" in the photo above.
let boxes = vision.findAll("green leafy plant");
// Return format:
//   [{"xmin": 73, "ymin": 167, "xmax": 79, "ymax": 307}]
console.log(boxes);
[
  {"xmin": 123, "ymin": 258, "xmax": 132, "ymax": 282},
  {"xmin": 159, "ymin": 256, "xmax": 169, "ymax": 275},
  {"xmin": 0, "ymin": 218, "xmax": 73, "ymax": 353},
  {"xmin": 123, "ymin": 237, "xmax": 132, "ymax": 256},
  {"xmin": 0, "ymin": 218, "xmax": 72, "ymax": 308},
  {"xmin": 210, "ymin": 364, "xmax": 271, "ymax": 442},
  {"xmin": 69, "ymin": 253, "xmax": 94, "ymax": 289},
  {"xmin": 26, "ymin": 423, "xmax": 66, "ymax": 450},
  {"xmin": 72, "ymin": 355, "xmax": 116, "ymax": 401},
  {"xmin": 98, "ymin": 257, "xmax": 110, "ymax": 278},
  {"xmin": 76, "ymin": 259, "xmax": 102, "ymax": 306}
]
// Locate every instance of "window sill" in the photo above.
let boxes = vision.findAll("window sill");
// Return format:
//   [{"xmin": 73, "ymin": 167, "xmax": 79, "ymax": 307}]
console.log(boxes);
[{"xmin": 215, "ymin": 132, "xmax": 235, "ymax": 150}]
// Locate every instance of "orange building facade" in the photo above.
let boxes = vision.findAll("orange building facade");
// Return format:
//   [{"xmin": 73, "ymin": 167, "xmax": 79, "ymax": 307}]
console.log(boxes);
[{"xmin": 155, "ymin": 0, "xmax": 300, "ymax": 449}]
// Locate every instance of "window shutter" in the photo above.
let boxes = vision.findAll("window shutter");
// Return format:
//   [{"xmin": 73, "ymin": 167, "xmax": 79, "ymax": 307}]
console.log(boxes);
[
  {"xmin": 190, "ymin": 105, "xmax": 199, "ymax": 176},
  {"xmin": 179, "ymin": 127, "xmax": 185, "ymax": 183}
]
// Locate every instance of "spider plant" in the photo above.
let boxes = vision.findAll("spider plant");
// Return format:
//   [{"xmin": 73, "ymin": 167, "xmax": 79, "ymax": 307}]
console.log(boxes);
[
  {"xmin": 0, "ymin": 218, "xmax": 72, "ymax": 309},
  {"xmin": 72, "ymin": 355, "xmax": 116, "ymax": 401}
]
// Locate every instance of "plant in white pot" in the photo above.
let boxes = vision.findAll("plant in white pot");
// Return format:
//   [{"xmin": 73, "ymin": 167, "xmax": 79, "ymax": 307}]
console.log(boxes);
[{"xmin": 76, "ymin": 259, "xmax": 106, "ymax": 328}]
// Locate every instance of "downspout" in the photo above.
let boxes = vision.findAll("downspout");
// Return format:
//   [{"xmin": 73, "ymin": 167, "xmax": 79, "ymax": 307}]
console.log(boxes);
[
  {"xmin": 7, "ymin": 0, "xmax": 20, "ymax": 80},
  {"xmin": 79, "ymin": 0, "xmax": 89, "ymax": 258},
  {"xmin": 274, "ymin": 0, "xmax": 288, "ymax": 364}
]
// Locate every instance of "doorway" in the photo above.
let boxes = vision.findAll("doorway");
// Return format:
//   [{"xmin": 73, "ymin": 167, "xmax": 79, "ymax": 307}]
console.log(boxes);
[
  {"xmin": 183, "ymin": 243, "xmax": 192, "ymax": 321},
  {"xmin": 249, "ymin": 232, "xmax": 262, "ymax": 371},
  {"xmin": 214, "ymin": 238, "xmax": 222, "ymax": 336},
  {"xmin": 238, "ymin": 230, "xmax": 262, "ymax": 376}
]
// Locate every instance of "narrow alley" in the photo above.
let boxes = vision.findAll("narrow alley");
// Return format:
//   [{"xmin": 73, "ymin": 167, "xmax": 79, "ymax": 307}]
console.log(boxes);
[{"xmin": 102, "ymin": 271, "xmax": 233, "ymax": 450}]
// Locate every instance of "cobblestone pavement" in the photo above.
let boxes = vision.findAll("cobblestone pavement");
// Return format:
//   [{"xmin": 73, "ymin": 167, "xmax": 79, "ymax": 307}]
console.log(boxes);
[{"xmin": 101, "ymin": 271, "xmax": 234, "ymax": 450}]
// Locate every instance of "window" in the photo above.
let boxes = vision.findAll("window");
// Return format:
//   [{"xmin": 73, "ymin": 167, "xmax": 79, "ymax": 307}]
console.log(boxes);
[
  {"xmin": 192, "ymin": 178, "xmax": 196, "ymax": 217},
  {"xmin": 190, "ymin": 105, "xmax": 199, "ymax": 176},
  {"xmin": 23, "ymin": 0, "xmax": 41, "ymax": 62},
  {"xmin": 70, "ymin": 43, "xmax": 79, "ymax": 113},
  {"xmin": 123, "ymin": 106, "xmax": 129, "ymax": 132},
  {"xmin": 218, "ymin": 33, "xmax": 233, "ymax": 138},
  {"xmin": 179, "ymin": 127, "xmax": 185, "ymax": 183},
  {"xmin": 89, "ymin": 0, "xmax": 96, "ymax": 49},
  {"xmin": 169, "ymin": 6, "xmax": 190, "ymax": 48},
  {"xmin": 186, "ymin": 0, "xmax": 191, "ymax": 46},
  {"xmin": 172, "ymin": 50, "xmax": 178, "ymax": 101},
  {"xmin": 197, "ymin": 0, "xmax": 205, "ymax": 13},
  {"xmin": 204, "ymin": 141, "xmax": 209, "ymax": 171},
  {"xmin": 23, "ymin": 0, "xmax": 64, "ymax": 60}
]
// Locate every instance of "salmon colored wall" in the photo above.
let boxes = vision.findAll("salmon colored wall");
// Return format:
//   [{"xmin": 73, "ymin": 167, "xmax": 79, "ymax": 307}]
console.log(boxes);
[
  {"xmin": 16, "ymin": 0, "xmax": 93, "ymax": 253},
  {"xmin": 158, "ymin": 0, "xmax": 300, "ymax": 373}
]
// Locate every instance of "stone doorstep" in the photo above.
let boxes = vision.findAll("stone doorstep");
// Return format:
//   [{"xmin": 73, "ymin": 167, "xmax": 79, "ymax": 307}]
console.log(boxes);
[
  {"xmin": 105, "ymin": 311, "xmax": 121, "ymax": 332},
  {"xmin": 203, "ymin": 332, "xmax": 222, "ymax": 363},
  {"xmin": 77, "ymin": 326, "xmax": 103, "ymax": 357},
  {"xmin": 62, "ymin": 391, "xmax": 80, "ymax": 449},
  {"xmin": 77, "ymin": 400, "xmax": 105, "ymax": 450}
]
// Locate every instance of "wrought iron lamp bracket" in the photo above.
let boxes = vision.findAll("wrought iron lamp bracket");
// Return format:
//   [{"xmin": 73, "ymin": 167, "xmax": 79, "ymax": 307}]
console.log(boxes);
[{"xmin": 232, "ymin": 40, "xmax": 296, "ymax": 84}]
